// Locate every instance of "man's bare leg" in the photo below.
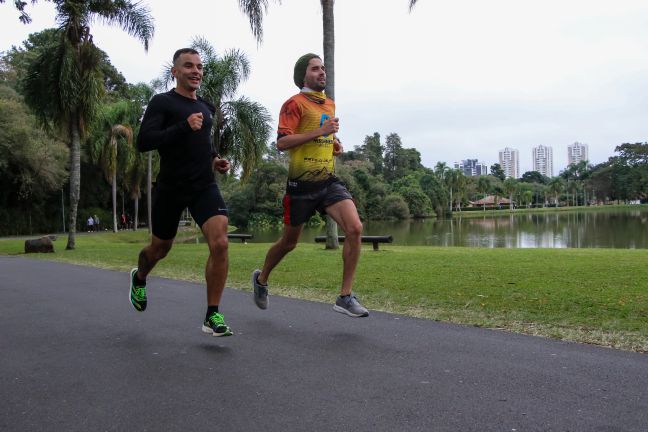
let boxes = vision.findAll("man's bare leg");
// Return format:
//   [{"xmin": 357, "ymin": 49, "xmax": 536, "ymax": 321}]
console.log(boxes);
[
  {"xmin": 130, "ymin": 235, "xmax": 173, "ymax": 312},
  {"xmin": 257, "ymin": 224, "xmax": 304, "ymax": 285},
  {"xmin": 325, "ymin": 199, "xmax": 363, "ymax": 296},
  {"xmin": 136, "ymin": 235, "xmax": 174, "ymax": 281},
  {"xmin": 200, "ymin": 214, "xmax": 232, "ymax": 336},
  {"xmin": 251, "ymin": 224, "xmax": 303, "ymax": 309},
  {"xmin": 201, "ymin": 215, "xmax": 229, "ymax": 306},
  {"xmin": 326, "ymin": 199, "xmax": 368, "ymax": 317}
]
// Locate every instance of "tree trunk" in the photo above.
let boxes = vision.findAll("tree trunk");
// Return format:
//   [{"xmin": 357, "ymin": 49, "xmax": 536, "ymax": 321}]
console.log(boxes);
[
  {"xmin": 147, "ymin": 152, "xmax": 152, "ymax": 234},
  {"xmin": 448, "ymin": 188, "xmax": 453, "ymax": 213},
  {"xmin": 134, "ymin": 196, "xmax": 139, "ymax": 231},
  {"xmin": 322, "ymin": 0, "xmax": 335, "ymax": 101},
  {"xmin": 322, "ymin": 0, "xmax": 339, "ymax": 250},
  {"xmin": 112, "ymin": 172, "xmax": 118, "ymax": 232},
  {"xmin": 66, "ymin": 116, "xmax": 81, "ymax": 250}
]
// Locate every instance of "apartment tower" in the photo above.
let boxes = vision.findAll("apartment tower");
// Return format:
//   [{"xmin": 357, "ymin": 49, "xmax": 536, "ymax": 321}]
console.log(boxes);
[
  {"xmin": 498, "ymin": 147, "xmax": 519, "ymax": 178},
  {"xmin": 532, "ymin": 145, "xmax": 554, "ymax": 177},
  {"xmin": 567, "ymin": 142, "xmax": 589, "ymax": 166}
]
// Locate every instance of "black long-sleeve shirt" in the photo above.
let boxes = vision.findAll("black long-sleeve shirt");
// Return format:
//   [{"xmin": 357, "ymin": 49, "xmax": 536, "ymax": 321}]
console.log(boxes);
[{"xmin": 137, "ymin": 89, "xmax": 216, "ymax": 191}]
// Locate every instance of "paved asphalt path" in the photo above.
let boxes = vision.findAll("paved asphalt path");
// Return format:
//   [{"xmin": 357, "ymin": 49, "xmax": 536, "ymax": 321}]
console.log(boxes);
[{"xmin": 1, "ymin": 256, "xmax": 646, "ymax": 432}]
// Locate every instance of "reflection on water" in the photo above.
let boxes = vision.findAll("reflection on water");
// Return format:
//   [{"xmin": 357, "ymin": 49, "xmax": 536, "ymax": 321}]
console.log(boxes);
[{"xmin": 234, "ymin": 208, "xmax": 648, "ymax": 249}]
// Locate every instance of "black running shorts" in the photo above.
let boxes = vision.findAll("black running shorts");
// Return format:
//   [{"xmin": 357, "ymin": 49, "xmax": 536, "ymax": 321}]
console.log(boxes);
[
  {"xmin": 283, "ymin": 180, "xmax": 352, "ymax": 226},
  {"xmin": 151, "ymin": 183, "xmax": 228, "ymax": 240}
]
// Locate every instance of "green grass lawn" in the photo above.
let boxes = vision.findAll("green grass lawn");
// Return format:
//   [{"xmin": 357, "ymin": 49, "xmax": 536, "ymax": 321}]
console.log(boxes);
[{"xmin": 3, "ymin": 230, "xmax": 647, "ymax": 352}]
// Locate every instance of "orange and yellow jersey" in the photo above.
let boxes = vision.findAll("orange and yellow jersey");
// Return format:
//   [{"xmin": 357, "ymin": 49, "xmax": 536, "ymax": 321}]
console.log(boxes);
[{"xmin": 277, "ymin": 92, "xmax": 336, "ymax": 185}]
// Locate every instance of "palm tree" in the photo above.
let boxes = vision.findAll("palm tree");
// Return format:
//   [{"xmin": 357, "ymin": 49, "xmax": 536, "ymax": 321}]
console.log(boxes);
[
  {"xmin": 87, "ymin": 100, "xmax": 140, "ymax": 232},
  {"xmin": 445, "ymin": 169, "xmax": 464, "ymax": 213},
  {"xmin": 124, "ymin": 144, "xmax": 147, "ymax": 231},
  {"xmin": 453, "ymin": 172, "xmax": 467, "ymax": 211},
  {"xmin": 477, "ymin": 176, "xmax": 491, "ymax": 211},
  {"xmin": 20, "ymin": 0, "xmax": 153, "ymax": 249},
  {"xmin": 548, "ymin": 177, "xmax": 564, "ymax": 207},
  {"xmin": 128, "ymin": 81, "xmax": 158, "ymax": 233},
  {"xmin": 503, "ymin": 177, "xmax": 517, "ymax": 211},
  {"xmin": 106, "ymin": 124, "xmax": 134, "ymax": 231},
  {"xmin": 522, "ymin": 189, "xmax": 534, "ymax": 208},
  {"xmin": 542, "ymin": 184, "xmax": 551, "ymax": 207},
  {"xmin": 434, "ymin": 161, "xmax": 448, "ymax": 181}
]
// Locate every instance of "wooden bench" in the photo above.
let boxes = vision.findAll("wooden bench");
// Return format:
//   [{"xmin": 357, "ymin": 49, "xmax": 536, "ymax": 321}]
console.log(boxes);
[
  {"xmin": 228, "ymin": 233, "xmax": 253, "ymax": 243},
  {"xmin": 314, "ymin": 235, "xmax": 393, "ymax": 251}
]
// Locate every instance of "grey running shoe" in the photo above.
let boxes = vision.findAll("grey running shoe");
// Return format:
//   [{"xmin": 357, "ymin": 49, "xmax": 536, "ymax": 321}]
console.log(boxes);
[
  {"xmin": 252, "ymin": 269, "xmax": 268, "ymax": 309},
  {"xmin": 333, "ymin": 294, "xmax": 369, "ymax": 317}
]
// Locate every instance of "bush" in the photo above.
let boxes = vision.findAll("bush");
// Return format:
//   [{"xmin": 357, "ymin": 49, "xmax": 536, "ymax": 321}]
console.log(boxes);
[{"xmin": 382, "ymin": 194, "xmax": 410, "ymax": 220}]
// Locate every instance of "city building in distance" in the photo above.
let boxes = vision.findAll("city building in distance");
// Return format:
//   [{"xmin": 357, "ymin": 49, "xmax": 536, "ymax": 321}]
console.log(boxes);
[
  {"xmin": 567, "ymin": 142, "xmax": 589, "ymax": 166},
  {"xmin": 498, "ymin": 147, "xmax": 519, "ymax": 178},
  {"xmin": 532, "ymin": 145, "xmax": 554, "ymax": 177},
  {"xmin": 454, "ymin": 159, "xmax": 488, "ymax": 176}
]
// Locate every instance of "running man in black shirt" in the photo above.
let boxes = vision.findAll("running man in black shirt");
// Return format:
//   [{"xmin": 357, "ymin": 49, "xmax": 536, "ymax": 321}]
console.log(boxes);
[{"xmin": 129, "ymin": 48, "xmax": 233, "ymax": 337}]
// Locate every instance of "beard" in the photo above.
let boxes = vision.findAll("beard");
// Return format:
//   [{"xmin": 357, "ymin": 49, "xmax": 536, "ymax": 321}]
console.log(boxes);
[{"xmin": 305, "ymin": 77, "xmax": 326, "ymax": 92}]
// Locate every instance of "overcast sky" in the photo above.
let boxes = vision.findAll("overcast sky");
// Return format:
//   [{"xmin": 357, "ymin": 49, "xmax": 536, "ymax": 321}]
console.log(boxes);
[{"xmin": 3, "ymin": 0, "xmax": 648, "ymax": 174}]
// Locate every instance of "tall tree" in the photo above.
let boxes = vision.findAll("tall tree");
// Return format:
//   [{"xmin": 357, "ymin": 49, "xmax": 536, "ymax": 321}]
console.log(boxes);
[
  {"xmin": 420, "ymin": 170, "xmax": 447, "ymax": 217},
  {"xmin": 17, "ymin": 0, "xmax": 153, "ymax": 249},
  {"xmin": 548, "ymin": 177, "xmax": 564, "ymax": 206},
  {"xmin": 490, "ymin": 163, "xmax": 506, "ymax": 181},
  {"xmin": 434, "ymin": 161, "xmax": 448, "ymax": 181},
  {"xmin": 503, "ymin": 177, "xmax": 517, "ymax": 210},
  {"xmin": 561, "ymin": 160, "xmax": 590, "ymax": 206},
  {"xmin": 360, "ymin": 132, "xmax": 384, "ymax": 176},
  {"xmin": 127, "ymin": 81, "xmax": 157, "ymax": 232},
  {"xmin": 319, "ymin": 0, "xmax": 338, "ymax": 248},
  {"xmin": 124, "ymin": 144, "xmax": 147, "ymax": 231},
  {"xmin": 87, "ymin": 100, "xmax": 140, "ymax": 232},
  {"xmin": 445, "ymin": 169, "xmax": 464, "ymax": 213},
  {"xmin": 477, "ymin": 176, "xmax": 491, "ymax": 211},
  {"xmin": 383, "ymin": 132, "xmax": 403, "ymax": 182}
]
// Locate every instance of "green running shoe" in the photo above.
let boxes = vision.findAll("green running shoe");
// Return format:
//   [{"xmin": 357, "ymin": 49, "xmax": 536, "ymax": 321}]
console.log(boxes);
[
  {"xmin": 129, "ymin": 267, "xmax": 147, "ymax": 312},
  {"xmin": 202, "ymin": 312, "xmax": 233, "ymax": 337}
]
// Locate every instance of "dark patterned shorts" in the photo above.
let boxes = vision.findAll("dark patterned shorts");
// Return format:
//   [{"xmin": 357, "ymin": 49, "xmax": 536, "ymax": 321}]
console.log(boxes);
[{"xmin": 283, "ymin": 180, "xmax": 352, "ymax": 226}]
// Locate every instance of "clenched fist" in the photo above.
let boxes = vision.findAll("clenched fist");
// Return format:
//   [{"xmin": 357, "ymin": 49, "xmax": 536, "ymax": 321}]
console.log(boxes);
[
  {"xmin": 213, "ymin": 157, "xmax": 231, "ymax": 174},
  {"xmin": 187, "ymin": 112, "xmax": 203, "ymax": 131},
  {"xmin": 320, "ymin": 117, "xmax": 339, "ymax": 136},
  {"xmin": 333, "ymin": 138, "xmax": 343, "ymax": 156}
]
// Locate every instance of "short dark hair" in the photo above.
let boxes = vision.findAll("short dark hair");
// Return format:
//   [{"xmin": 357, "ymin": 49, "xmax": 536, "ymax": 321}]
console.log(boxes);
[{"xmin": 173, "ymin": 48, "xmax": 199, "ymax": 64}]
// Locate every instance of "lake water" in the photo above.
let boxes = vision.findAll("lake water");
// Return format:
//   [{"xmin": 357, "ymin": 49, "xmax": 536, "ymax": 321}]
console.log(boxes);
[{"xmin": 234, "ymin": 207, "xmax": 648, "ymax": 249}]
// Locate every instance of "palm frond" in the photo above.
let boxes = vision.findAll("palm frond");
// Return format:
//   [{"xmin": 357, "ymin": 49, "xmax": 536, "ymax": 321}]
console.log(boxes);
[
  {"xmin": 191, "ymin": 36, "xmax": 216, "ymax": 60},
  {"xmin": 220, "ymin": 96, "xmax": 272, "ymax": 180},
  {"xmin": 220, "ymin": 49, "xmax": 250, "ymax": 99},
  {"xmin": 237, "ymin": 0, "xmax": 270, "ymax": 43},
  {"xmin": 90, "ymin": 0, "xmax": 154, "ymax": 50}
]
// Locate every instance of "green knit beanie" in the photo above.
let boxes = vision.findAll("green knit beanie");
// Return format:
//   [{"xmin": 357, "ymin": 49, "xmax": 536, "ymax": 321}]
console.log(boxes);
[{"xmin": 293, "ymin": 53, "xmax": 321, "ymax": 88}]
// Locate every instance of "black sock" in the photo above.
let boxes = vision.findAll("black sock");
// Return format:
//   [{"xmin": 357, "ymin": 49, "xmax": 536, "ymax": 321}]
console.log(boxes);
[
  {"xmin": 340, "ymin": 294, "xmax": 350, "ymax": 298},
  {"xmin": 133, "ymin": 271, "xmax": 146, "ymax": 287},
  {"xmin": 255, "ymin": 274, "xmax": 267, "ymax": 286},
  {"xmin": 206, "ymin": 305, "xmax": 219, "ymax": 320}
]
